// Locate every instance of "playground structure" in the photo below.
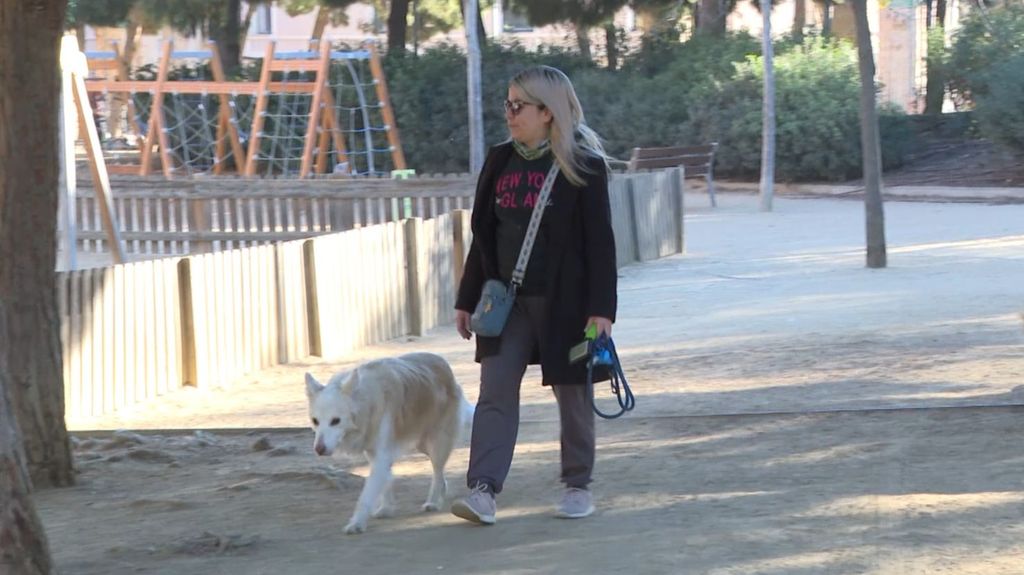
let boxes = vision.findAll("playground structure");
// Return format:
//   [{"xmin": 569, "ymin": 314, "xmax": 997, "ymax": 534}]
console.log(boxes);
[{"xmin": 81, "ymin": 39, "xmax": 406, "ymax": 179}]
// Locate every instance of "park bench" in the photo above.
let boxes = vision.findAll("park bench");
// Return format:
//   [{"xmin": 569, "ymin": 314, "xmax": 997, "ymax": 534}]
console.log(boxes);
[{"xmin": 627, "ymin": 143, "xmax": 719, "ymax": 207}]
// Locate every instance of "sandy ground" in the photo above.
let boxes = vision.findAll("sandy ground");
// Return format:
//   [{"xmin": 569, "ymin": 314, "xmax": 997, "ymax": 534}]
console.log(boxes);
[{"xmin": 38, "ymin": 191, "xmax": 1024, "ymax": 574}]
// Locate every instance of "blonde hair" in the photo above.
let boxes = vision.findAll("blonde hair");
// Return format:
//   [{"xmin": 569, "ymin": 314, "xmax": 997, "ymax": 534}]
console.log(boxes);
[{"xmin": 510, "ymin": 65, "xmax": 610, "ymax": 186}]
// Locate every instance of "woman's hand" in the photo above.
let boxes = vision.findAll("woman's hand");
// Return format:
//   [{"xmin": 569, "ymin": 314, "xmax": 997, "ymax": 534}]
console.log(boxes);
[
  {"xmin": 587, "ymin": 316, "xmax": 613, "ymax": 339},
  {"xmin": 456, "ymin": 310, "xmax": 473, "ymax": 340}
]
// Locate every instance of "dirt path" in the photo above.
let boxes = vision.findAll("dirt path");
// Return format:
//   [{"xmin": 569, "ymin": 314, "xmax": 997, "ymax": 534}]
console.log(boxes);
[{"xmin": 38, "ymin": 193, "xmax": 1024, "ymax": 574}]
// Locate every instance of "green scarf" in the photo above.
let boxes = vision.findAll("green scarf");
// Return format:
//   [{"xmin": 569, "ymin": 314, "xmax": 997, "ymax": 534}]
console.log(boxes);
[{"xmin": 512, "ymin": 138, "xmax": 551, "ymax": 161}]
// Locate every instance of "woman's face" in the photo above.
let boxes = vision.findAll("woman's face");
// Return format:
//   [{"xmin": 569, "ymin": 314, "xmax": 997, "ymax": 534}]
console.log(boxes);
[{"xmin": 505, "ymin": 84, "xmax": 551, "ymax": 147}]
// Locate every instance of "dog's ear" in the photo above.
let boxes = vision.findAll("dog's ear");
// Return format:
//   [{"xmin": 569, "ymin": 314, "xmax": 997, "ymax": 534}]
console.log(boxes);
[{"xmin": 305, "ymin": 373, "xmax": 324, "ymax": 399}]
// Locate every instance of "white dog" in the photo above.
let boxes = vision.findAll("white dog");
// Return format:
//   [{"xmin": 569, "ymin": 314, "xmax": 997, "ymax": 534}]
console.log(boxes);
[{"xmin": 304, "ymin": 352, "xmax": 474, "ymax": 534}]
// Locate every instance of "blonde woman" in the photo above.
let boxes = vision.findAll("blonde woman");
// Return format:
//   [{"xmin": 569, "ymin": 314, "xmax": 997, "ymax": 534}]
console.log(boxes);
[{"xmin": 451, "ymin": 65, "xmax": 618, "ymax": 525}]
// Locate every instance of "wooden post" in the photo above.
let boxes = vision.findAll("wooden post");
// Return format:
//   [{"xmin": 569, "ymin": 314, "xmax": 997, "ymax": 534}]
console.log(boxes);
[
  {"xmin": 403, "ymin": 218, "xmax": 425, "ymax": 336},
  {"xmin": 452, "ymin": 209, "xmax": 471, "ymax": 289},
  {"xmin": 365, "ymin": 41, "xmax": 407, "ymax": 170},
  {"xmin": 299, "ymin": 41, "xmax": 332, "ymax": 179},
  {"xmin": 244, "ymin": 42, "xmax": 276, "ymax": 177},
  {"xmin": 140, "ymin": 41, "xmax": 172, "ymax": 177},
  {"xmin": 68, "ymin": 43, "xmax": 126, "ymax": 264},
  {"xmin": 302, "ymin": 239, "xmax": 322, "ymax": 356},
  {"xmin": 671, "ymin": 167, "xmax": 685, "ymax": 254},
  {"xmin": 626, "ymin": 176, "xmax": 642, "ymax": 263},
  {"xmin": 209, "ymin": 42, "xmax": 247, "ymax": 174},
  {"xmin": 320, "ymin": 87, "xmax": 349, "ymax": 174},
  {"xmin": 177, "ymin": 258, "xmax": 197, "ymax": 387},
  {"xmin": 309, "ymin": 39, "xmax": 333, "ymax": 176},
  {"xmin": 189, "ymin": 195, "xmax": 211, "ymax": 254},
  {"xmin": 213, "ymin": 111, "xmax": 228, "ymax": 176},
  {"xmin": 315, "ymin": 106, "xmax": 331, "ymax": 174}
]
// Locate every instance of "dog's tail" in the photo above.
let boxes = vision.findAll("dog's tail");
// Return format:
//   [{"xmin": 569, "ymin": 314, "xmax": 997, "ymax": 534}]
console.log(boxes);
[{"xmin": 459, "ymin": 398, "xmax": 476, "ymax": 439}]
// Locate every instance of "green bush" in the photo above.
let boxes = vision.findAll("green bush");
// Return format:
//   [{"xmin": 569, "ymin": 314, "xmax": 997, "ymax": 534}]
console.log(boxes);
[
  {"xmin": 948, "ymin": 4, "xmax": 1024, "ymax": 152},
  {"xmin": 948, "ymin": 4, "xmax": 1024, "ymax": 106},
  {"xmin": 684, "ymin": 38, "xmax": 913, "ymax": 182},
  {"xmin": 130, "ymin": 34, "xmax": 922, "ymax": 180},
  {"xmin": 972, "ymin": 54, "xmax": 1024, "ymax": 151},
  {"xmin": 384, "ymin": 34, "xmax": 761, "ymax": 172}
]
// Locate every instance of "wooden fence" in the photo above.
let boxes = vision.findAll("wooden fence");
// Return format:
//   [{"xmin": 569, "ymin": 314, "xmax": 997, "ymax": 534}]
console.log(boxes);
[
  {"xmin": 59, "ymin": 168, "xmax": 684, "ymax": 422},
  {"xmin": 69, "ymin": 175, "xmax": 476, "ymax": 258}
]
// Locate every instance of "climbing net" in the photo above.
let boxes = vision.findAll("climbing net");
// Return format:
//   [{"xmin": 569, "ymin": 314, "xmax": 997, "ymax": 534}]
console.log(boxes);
[
  {"xmin": 250, "ymin": 49, "xmax": 399, "ymax": 178},
  {"xmin": 325, "ymin": 52, "xmax": 395, "ymax": 177},
  {"xmin": 153, "ymin": 57, "xmax": 254, "ymax": 176},
  {"xmin": 85, "ymin": 42, "xmax": 403, "ymax": 179}
]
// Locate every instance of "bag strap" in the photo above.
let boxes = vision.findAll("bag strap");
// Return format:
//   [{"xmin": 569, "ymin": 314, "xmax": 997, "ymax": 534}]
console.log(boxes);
[{"xmin": 511, "ymin": 161, "xmax": 561, "ymax": 289}]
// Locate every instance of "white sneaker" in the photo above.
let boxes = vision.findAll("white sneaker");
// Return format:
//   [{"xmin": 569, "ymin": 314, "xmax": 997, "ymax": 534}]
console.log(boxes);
[
  {"xmin": 451, "ymin": 483, "xmax": 497, "ymax": 525},
  {"xmin": 555, "ymin": 487, "xmax": 595, "ymax": 519}
]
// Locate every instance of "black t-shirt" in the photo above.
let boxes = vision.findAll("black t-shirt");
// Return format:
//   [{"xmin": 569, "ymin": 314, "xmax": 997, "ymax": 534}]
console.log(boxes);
[{"xmin": 493, "ymin": 151, "xmax": 554, "ymax": 296}]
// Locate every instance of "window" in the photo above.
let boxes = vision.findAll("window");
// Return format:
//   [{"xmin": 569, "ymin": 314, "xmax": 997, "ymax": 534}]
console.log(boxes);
[
  {"xmin": 502, "ymin": 6, "xmax": 533, "ymax": 32},
  {"xmin": 252, "ymin": 4, "xmax": 272, "ymax": 35}
]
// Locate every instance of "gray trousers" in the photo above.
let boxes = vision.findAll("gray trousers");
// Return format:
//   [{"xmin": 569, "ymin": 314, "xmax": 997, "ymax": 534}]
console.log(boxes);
[{"xmin": 467, "ymin": 296, "xmax": 595, "ymax": 495}]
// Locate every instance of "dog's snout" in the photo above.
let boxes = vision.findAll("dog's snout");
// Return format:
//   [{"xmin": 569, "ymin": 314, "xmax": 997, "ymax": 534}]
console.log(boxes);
[{"xmin": 314, "ymin": 441, "xmax": 327, "ymax": 456}]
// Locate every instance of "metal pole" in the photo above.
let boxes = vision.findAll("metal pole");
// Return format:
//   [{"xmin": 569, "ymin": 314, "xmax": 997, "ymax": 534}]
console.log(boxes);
[{"xmin": 464, "ymin": 0, "xmax": 485, "ymax": 173}]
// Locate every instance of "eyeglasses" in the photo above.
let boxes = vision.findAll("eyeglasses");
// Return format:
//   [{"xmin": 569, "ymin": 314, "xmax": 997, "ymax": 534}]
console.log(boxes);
[{"xmin": 503, "ymin": 99, "xmax": 543, "ymax": 116}]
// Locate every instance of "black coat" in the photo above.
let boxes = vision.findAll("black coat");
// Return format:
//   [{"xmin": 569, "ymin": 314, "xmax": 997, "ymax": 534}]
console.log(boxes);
[{"xmin": 455, "ymin": 142, "xmax": 618, "ymax": 386}]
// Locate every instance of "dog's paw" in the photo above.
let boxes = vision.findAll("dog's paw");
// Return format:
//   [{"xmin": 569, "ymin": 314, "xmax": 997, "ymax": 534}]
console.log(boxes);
[
  {"xmin": 343, "ymin": 519, "xmax": 367, "ymax": 535},
  {"xmin": 372, "ymin": 505, "xmax": 397, "ymax": 518},
  {"xmin": 422, "ymin": 501, "xmax": 441, "ymax": 512}
]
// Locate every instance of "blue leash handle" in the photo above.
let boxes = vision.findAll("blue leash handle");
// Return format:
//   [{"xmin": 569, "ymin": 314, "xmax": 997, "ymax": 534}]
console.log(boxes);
[{"xmin": 586, "ymin": 335, "xmax": 635, "ymax": 419}]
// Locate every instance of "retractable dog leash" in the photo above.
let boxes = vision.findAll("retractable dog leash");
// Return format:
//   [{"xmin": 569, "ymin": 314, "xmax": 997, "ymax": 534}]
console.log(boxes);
[{"xmin": 584, "ymin": 330, "xmax": 635, "ymax": 420}]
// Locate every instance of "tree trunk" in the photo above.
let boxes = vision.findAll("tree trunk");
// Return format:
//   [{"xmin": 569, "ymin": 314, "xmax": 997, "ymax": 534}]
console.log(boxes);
[
  {"xmin": 223, "ymin": 0, "xmax": 243, "ymax": 75},
  {"xmin": 109, "ymin": 13, "xmax": 141, "ymax": 140},
  {"xmin": 388, "ymin": 0, "xmax": 411, "ymax": 52},
  {"xmin": 312, "ymin": 5, "xmax": 330, "ymax": 41},
  {"xmin": 464, "ymin": 0, "xmax": 484, "ymax": 173},
  {"xmin": 412, "ymin": 0, "xmax": 420, "ymax": 54},
  {"xmin": 823, "ymin": 0, "xmax": 832, "ymax": 37},
  {"xmin": 208, "ymin": 0, "xmax": 243, "ymax": 76},
  {"xmin": 576, "ymin": 23, "xmax": 592, "ymax": 60},
  {"xmin": 1, "ymin": 0, "xmax": 76, "ymax": 491},
  {"xmin": 74, "ymin": 23, "xmax": 86, "ymax": 51},
  {"xmin": 1, "ymin": 299, "xmax": 55, "ymax": 575},
  {"xmin": 760, "ymin": 2, "xmax": 776, "ymax": 212},
  {"xmin": 792, "ymin": 0, "xmax": 806, "ymax": 41},
  {"xmin": 605, "ymin": 23, "xmax": 618, "ymax": 71},
  {"xmin": 238, "ymin": 1, "xmax": 257, "ymax": 56},
  {"xmin": 851, "ymin": 0, "xmax": 887, "ymax": 268},
  {"xmin": 924, "ymin": 0, "xmax": 947, "ymax": 114},
  {"xmin": 697, "ymin": 0, "xmax": 728, "ymax": 36}
]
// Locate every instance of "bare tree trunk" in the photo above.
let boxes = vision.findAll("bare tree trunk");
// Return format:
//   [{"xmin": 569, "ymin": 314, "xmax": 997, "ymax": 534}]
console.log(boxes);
[
  {"xmin": 74, "ymin": 23, "xmax": 86, "ymax": 51},
  {"xmin": 792, "ymin": 0, "xmax": 806, "ymax": 41},
  {"xmin": 852, "ymin": 0, "xmax": 887, "ymax": 268},
  {"xmin": 605, "ymin": 23, "xmax": 619, "ymax": 71},
  {"xmin": 388, "ymin": 0, "xmax": 411, "ymax": 52},
  {"xmin": 0, "ymin": 303, "xmax": 54, "ymax": 575},
  {"xmin": 464, "ymin": 0, "xmax": 484, "ymax": 173},
  {"xmin": 576, "ymin": 23, "xmax": 592, "ymax": 60},
  {"xmin": 108, "ymin": 11, "xmax": 141, "ymax": 141},
  {"xmin": 312, "ymin": 5, "xmax": 331, "ymax": 41},
  {"xmin": 238, "ymin": 1, "xmax": 257, "ymax": 55},
  {"xmin": 760, "ymin": 2, "xmax": 776, "ymax": 212},
  {"xmin": 697, "ymin": 0, "xmax": 728, "ymax": 36},
  {"xmin": 823, "ymin": 0, "xmax": 833, "ymax": 37},
  {"xmin": 223, "ymin": 0, "xmax": 243, "ymax": 74},
  {"xmin": 924, "ymin": 0, "xmax": 947, "ymax": 114},
  {"xmin": 1, "ymin": 0, "xmax": 75, "ymax": 489}
]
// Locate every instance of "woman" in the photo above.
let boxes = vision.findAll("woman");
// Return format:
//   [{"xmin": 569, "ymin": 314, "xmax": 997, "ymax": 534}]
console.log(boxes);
[{"xmin": 450, "ymin": 65, "xmax": 617, "ymax": 525}]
